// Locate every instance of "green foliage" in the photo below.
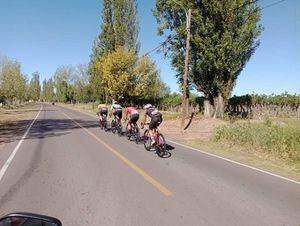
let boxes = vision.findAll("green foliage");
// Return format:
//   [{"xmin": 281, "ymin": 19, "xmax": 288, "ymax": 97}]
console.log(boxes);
[
  {"xmin": 133, "ymin": 56, "xmax": 168, "ymax": 104},
  {"xmin": 73, "ymin": 64, "xmax": 92, "ymax": 103},
  {"xmin": 41, "ymin": 78, "xmax": 55, "ymax": 102},
  {"xmin": 214, "ymin": 120, "xmax": 300, "ymax": 162},
  {"xmin": 0, "ymin": 56, "xmax": 27, "ymax": 103},
  {"xmin": 113, "ymin": 0, "xmax": 139, "ymax": 51},
  {"xmin": 154, "ymin": 0, "xmax": 262, "ymax": 116},
  {"xmin": 89, "ymin": 0, "xmax": 140, "ymax": 103},
  {"xmin": 28, "ymin": 71, "xmax": 41, "ymax": 101},
  {"xmin": 53, "ymin": 65, "xmax": 75, "ymax": 103},
  {"xmin": 228, "ymin": 93, "xmax": 300, "ymax": 107},
  {"xmin": 159, "ymin": 92, "xmax": 182, "ymax": 110},
  {"xmin": 227, "ymin": 93, "xmax": 300, "ymax": 118},
  {"xmin": 101, "ymin": 47, "xmax": 137, "ymax": 101}
]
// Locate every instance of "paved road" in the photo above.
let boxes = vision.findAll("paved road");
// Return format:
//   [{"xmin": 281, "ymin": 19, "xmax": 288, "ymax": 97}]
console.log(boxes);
[{"xmin": 0, "ymin": 104, "xmax": 299, "ymax": 226}]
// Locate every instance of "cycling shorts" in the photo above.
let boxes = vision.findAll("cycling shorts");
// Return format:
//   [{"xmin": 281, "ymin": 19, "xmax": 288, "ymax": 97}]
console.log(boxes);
[
  {"xmin": 129, "ymin": 113, "xmax": 139, "ymax": 124},
  {"xmin": 149, "ymin": 113, "xmax": 162, "ymax": 130}
]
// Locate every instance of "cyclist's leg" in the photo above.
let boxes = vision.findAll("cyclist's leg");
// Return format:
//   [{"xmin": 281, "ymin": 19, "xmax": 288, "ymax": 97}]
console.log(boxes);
[
  {"xmin": 117, "ymin": 110, "xmax": 122, "ymax": 124},
  {"xmin": 131, "ymin": 114, "xmax": 139, "ymax": 131},
  {"xmin": 149, "ymin": 117, "xmax": 157, "ymax": 144}
]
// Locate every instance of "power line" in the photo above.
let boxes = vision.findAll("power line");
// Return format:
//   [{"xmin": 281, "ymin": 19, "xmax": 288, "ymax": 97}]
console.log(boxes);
[
  {"xmin": 261, "ymin": 0, "xmax": 287, "ymax": 9},
  {"xmin": 141, "ymin": 0, "xmax": 288, "ymax": 58},
  {"xmin": 141, "ymin": 35, "xmax": 175, "ymax": 57},
  {"xmin": 232, "ymin": 0, "xmax": 262, "ymax": 11}
]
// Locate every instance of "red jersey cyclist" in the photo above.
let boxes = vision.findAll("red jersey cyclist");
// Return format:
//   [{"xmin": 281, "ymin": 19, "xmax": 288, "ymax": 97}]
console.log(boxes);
[{"xmin": 124, "ymin": 104, "xmax": 139, "ymax": 131}]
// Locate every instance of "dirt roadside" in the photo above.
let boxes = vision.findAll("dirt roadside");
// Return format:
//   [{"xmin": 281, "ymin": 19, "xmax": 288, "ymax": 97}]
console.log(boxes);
[{"xmin": 0, "ymin": 103, "xmax": 40, "ymax": 150}]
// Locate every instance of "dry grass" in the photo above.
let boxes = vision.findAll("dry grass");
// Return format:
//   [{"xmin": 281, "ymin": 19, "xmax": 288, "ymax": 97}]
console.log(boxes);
[
  {"xmin": 0, "ymin": 103, "xmax": 39, "ymax": 125},
  {"xmin": 0, "ymin": 103, "xmax": 40, "ymax": 147}
]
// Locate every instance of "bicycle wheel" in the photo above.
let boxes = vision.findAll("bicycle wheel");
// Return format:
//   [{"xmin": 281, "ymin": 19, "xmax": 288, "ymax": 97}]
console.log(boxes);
[
  {"xmin": 111, "ymin": 120, "xmax": 116, "ymax": 133},
  {"xmin": 125, "ymin": 123, "xmax": 131, "ymax": 140},
  {"xmin": 143, "ymin": 129, "xmax": 151, "ymax": 151},
  {"xmin": 99, "ymin": 119, "xmax": 103, "ymax": 130},
  {"xmin": 156, "ymin": 133, "xmax": 167, "ymax": 157},
  {"xmin": 134, "ymin": 125, "xmax": 140, "ymax": 144},
  {"xmin": 104, "ymin": 120, "xmax": 108, "ymax": 132},
  {"xmin": 117, "ymin": 122, "xmax": 122, "ymax": 136}
]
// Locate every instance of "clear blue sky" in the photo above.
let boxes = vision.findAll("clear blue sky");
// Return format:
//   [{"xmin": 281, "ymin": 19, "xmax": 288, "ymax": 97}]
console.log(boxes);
[{"xmin": 0, "ymin": 0, "xmax": 299, "ymax": 95}]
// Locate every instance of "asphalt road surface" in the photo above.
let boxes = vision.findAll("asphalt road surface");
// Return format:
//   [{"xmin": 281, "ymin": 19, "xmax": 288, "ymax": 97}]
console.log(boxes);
[{"xmin": 0, "ymin": 104, "xmax": 299, "ymax": 226}]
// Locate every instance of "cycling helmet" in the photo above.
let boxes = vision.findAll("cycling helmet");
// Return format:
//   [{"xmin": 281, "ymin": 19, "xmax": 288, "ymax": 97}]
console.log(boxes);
[
  {"xmin": 112, "ymin": 100, "xmax": 118, "ymax": 105},
  {"xmin": 143, "ymin": 104, "xmax": 152, "ymax": 110}
]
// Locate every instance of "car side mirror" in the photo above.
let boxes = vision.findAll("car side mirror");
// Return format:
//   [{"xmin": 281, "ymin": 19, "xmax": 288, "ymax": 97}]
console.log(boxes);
[{"xmin": 0, "ymin": 212, "xmax": 62, "ymax": 226}]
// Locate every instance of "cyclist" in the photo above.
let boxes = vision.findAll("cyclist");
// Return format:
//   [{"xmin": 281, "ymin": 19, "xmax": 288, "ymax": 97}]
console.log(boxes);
[
  {"xmin": 109, "ymin": 100, "xmax": 123, "ymax": 123},
  {"xmin": 141, "ymin": 104, "xmax": 163, "ymax": 145},
  {"xmin": 97, "ymin": 103, "xmax": 108, "ymax": 122},
  {"xmin": 124, "ymin": 104, "xmax": 139, "ymax": 132}
]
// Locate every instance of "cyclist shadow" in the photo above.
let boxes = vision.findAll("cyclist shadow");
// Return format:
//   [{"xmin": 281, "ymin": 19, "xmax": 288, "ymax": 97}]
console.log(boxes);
[{"xmin": 160, "ymin": 144, "xmax": 174, "ymax": 158}]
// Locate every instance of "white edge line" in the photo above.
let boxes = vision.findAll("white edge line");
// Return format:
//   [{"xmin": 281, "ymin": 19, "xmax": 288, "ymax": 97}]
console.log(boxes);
[
  {"xmin": 58, "ymin": 104, "xmax": 300, "ymax": 186},
  {"xmin": 167, "ymin": 139, "xmax": 300, "ymax": 185},
  {"xmin": 0, "ymin": 106, "xmax": 42, "ymax": 182}
]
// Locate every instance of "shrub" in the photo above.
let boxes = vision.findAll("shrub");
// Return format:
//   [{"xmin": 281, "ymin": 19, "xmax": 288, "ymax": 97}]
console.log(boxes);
[{"xmin": 214, "ymin": 120, "xmax": 300, "ymax": 162}]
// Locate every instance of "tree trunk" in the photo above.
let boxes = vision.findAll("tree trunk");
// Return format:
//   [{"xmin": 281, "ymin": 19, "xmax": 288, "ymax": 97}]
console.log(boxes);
[
  {"xmin": 213, "ymin": 93, "xmax": 225, "ymax": 119},
  {"xmin": 185, "ymin": 97, "xmax": 189, "ymax": 117},
  {"xmin": 204, "ymin": 100, "xmax": 213, "ymax": 118}
]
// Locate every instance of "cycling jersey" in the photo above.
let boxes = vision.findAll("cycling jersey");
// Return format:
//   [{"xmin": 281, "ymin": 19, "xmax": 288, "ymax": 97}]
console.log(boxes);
[
  {"xmin": 111, "ymin": 103, "xmax": 122, "ymax": 110},
  {"xmin": 98, "ymin": 104, "xmax": 108, "ymax": 115},
  {"xmin": 145, "ymin": 107, "xmax": 161, "ymax": 118},
  {"xmin": 125, "ymin": 106, "xmax": 138, "ymax": 116}
]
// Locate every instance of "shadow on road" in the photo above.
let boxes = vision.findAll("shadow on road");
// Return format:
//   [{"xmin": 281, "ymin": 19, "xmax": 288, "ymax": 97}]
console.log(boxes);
[{"xmin": 0, "ymin": 118, "xmax": 99, "ymax": 145}]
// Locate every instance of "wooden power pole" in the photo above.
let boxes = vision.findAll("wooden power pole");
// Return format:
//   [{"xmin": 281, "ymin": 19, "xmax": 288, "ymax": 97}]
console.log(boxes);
[{"xmin": 181, "ymin": 8, "xmax": 191, "ymax": 133}]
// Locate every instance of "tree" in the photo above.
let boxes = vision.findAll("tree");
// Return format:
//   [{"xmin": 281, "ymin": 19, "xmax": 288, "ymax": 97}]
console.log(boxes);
[
  {"xmin": 73, "ymin": 64, "xmax": 92, "ymax": 103},
  {"xmin": 0, "ymin": 57, "xmax": 27, "ymax": 104},
  {"xmin": 101, "ymin": 47, "xmax": 137, "ymax": 102},
  {"xmin": 42, "ymin": 78, "xmax": 55, "ymax": 102},
  {"xmin": 92, "ymin": 0, "xmax": 115, "ymax": 58},
  {"xmin": 113, "ymin": 0, "xmax": 140, "ymax": 51},
  {"xmin": 134, "ymin": 56, "xmax": 168, "ymax": 105},
  {"xmin": 28, "ymin": 71, "xmax": 41, "ymax": 101},
  {"xmin": 89, "ymin": 0, "xmax": 140, "ymax": 103},
  {"xmin": 124, "ymin": 0, "xmax": 140, "ymax": 51},
  {"xmin": 154, "ymin": 0, "xmax": 262, "ymax": 118},
  {"xmin": 53, "ymin": 65, "xmax": 75, "ymax": 103}
]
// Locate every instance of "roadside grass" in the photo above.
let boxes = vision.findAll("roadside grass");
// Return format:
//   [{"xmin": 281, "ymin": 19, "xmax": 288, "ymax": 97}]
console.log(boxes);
[
  {"xmin": 214, "ymin": 118, "xmax": 300, "ymax": 163},
  {"xmin": 0, "ymin": 103, "xmax": 39, "ymax": 126},
  {"xmin": 0, "ymin": 103, "xmax": 40, "ymax": 147},
  {"xmin": 184, "ymin": 139, "xmax": 300, "ymax": 181},
  {"xmin": 184, "ymin": 117, "xmax": 300, "ymax": 180}
]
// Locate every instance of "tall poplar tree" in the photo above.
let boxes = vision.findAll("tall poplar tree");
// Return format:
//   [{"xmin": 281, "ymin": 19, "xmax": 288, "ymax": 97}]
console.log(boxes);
[{"xmin": 154, "ymin": 0, "xmax": 262, "ymax": 118}]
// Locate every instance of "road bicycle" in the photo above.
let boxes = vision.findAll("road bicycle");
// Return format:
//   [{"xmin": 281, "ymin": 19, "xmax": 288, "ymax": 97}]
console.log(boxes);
[
  {"xmin": 98, "ymin": 114, "xmax": 108, "ymax": 131},
  {"xmin": 142, "ymin": 123, "xmax": 167, "ymax": 157},
  {"xmin": 125, "ymin": 120, "xmax": 140, "ymax": 144},
  {"xmin": 111, "ymin": 116, "xmax": 122, "ymax": 136}
]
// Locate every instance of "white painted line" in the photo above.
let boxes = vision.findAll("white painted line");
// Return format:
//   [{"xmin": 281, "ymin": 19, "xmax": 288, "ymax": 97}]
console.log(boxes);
[
  {"xmin": 0, "ymin": 106, "xmax": 42, "ymax": 182},
  {"xmin": 57, "ymin": 104, "xmax": 300, "ymax": 186},
  {"xmin": 167, "ymin": 139, "xmax": 300, "ymax": 185}
]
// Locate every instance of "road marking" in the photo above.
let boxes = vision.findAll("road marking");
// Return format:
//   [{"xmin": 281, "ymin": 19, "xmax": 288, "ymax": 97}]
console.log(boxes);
[
  {"xmin": 59, "ymin": 109, "xmax": 173, "ymax": 197},
  {"xmin": 0, "ymin": 106, "xmax": 42, "ymax": 182},
  {"xmin": 58, "ymin": 104, "xmax": 300, "ymax": 186},
  {"xmin": 168, "ymin": 140, "xmax": 300, "ymax": 185}
]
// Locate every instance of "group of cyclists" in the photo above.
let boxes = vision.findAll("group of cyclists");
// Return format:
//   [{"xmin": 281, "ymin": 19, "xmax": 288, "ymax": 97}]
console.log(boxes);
[{"xmin": 97, "ymin": 100, "xmax": 163, "ymax": 146}]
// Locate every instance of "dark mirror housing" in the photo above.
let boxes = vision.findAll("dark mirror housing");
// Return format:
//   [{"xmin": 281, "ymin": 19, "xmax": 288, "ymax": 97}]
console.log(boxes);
[{"xmin": 0, "ymin": 212, "xmax": 62, "ymax": 226}]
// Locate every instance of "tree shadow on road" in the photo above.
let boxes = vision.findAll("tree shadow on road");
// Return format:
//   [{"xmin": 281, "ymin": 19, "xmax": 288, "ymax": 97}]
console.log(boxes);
[{"xmin": 0, "ymin": 118, "xmax": 99, "ymax": 145}]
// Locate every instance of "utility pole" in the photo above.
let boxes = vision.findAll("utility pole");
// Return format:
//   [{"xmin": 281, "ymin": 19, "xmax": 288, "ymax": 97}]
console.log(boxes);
[{"xmin": 181, "ymin": 8, "xmax": 191, "ymax": 133}]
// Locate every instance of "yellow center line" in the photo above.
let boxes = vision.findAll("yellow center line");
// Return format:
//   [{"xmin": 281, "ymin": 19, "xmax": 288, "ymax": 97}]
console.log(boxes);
[{"xmin": 59, "ymin": 109, "xmax": 173, "ymax": 197}]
